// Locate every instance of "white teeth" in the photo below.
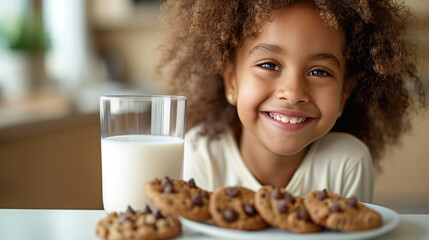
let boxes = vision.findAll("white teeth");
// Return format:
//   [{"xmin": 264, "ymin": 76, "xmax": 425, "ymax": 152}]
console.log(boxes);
[{"xmin": 268, "ymin": 112, "xmax": 306, "ymax": 124}]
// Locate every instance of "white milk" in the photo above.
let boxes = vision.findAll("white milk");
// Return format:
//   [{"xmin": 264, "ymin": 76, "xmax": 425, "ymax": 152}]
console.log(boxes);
[{"xmin": 101, "ymin": 135, "xmax": 184, "ymax": 212}]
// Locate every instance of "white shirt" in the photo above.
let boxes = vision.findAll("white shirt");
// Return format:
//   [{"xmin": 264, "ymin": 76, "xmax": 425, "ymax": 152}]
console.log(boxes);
[{"xmin": 183, "ymin": 126, "xmax": 374, "ymax": 203}]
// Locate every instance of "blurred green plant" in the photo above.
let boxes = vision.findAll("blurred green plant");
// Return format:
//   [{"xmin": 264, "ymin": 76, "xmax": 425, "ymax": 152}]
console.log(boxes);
[{"xmin": 0, "ymin": 12, "xmax": 49, "ymax": 52}]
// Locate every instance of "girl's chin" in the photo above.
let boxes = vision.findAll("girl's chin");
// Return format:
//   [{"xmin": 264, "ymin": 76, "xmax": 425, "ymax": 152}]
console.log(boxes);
[{"xmin": 264, "ymin": 142, "xmax": 309, "ymax": 157}]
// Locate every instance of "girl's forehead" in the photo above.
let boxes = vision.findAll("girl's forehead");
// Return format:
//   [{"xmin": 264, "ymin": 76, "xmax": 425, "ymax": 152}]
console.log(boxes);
[
  {"xmin": 241, "ymin": 3, "xmax": 343, "ymax": 43},
  {"xmin": 253, "ymin": 4, "xmax": 344, "ymax": 52},
  {"xmin": 269, "ymin": 3, "xmax": 340, "ymax": 32}
]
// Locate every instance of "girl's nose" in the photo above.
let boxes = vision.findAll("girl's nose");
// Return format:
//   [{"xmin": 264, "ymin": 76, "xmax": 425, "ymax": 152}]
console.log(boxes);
[{"xmin": 275, "ymin": 73, "xmax": 310, "ymax": 104}]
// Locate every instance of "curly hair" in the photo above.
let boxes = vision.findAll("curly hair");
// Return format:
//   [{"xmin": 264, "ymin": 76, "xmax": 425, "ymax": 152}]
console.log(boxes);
[{"xmin": 156, "ymin": 0, "xmax": 426, "ymax": 168}]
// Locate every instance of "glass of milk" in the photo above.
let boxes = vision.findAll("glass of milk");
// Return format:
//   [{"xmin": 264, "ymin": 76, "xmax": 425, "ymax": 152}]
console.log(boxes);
[{"xmin": 100, "ymin": 95, "xmax": 187, "ymax": 213}]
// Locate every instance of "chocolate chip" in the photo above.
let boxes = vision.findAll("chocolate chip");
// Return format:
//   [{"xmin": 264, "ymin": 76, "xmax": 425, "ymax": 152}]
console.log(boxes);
[
  {"xmin": 141, "ymin": 205, "xmax": 152, "ymax": 214},
  {"xmin": 270, "ymin": 188, "xmax": 283, "ymax": 199},
  {"xmin": 330, "ymin": 202, "xmax": 343, "ymax": 213},
  {"xmin": 119, "ymin": 215, "xmax": 133, "ymax": 224},
  {"xmin": 192, "ymin": 194, "xmax": 204, "ymax": 206},
  {"xmin": 276, "ymin": 200, "xmax": 288, "ymax": 213},
  {"xmin": 243, "ymin": 203, "xmax": 256, "ymax": 216},
  {"xmin": 163, "ymin": 182, "xmax": 175, "ymax": 194},
  {"xmin": 126, "ymin": 205, "xmax": 135, "ymax": 214},
  {"xmin": 153, "ymin": 210, "xmax": 164, "ymax": 219},
  {"xmin": 298, "ymin": 208, "xmax": 311, "ymax": 222},
  {"xmin": 201, "ymin": 191, "xmax": 210, "ymax": 199},
  {"xmin": 225, "ymin": 187, "xmax": 239, "ymax": 197},
  {"xmin": 284, "ymin": 192, "xmax": 295, "ymax": 204},
  {"xmin": 160, "ymin": 176, "xmax": 171, "ymax": 187},
  {"xmin": 347, "ymin": 197, "xmax": 358, "ymax": 209},
  {"xmin": 186, "ymin": 178, "xmax": 197, "ymax": 188},
  {"xmin": 223, "ymin": 208, "xmax": 238, "ymax": 222},
  {"xmin": 316, "ymin": 189, "xmax": 328, "ymax": 200}
]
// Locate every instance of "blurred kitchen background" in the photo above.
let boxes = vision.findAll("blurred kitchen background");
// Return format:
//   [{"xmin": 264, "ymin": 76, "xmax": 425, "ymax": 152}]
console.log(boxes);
[{"xmin": 0, "ymin": 0, "xmax": 428, "ymax": 213}]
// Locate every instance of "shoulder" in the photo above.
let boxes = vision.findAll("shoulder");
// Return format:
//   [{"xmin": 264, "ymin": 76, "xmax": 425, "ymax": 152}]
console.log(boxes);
[
  {"xmin": 185, "ymin": 125, "xmax": 223, "ymax": 151},
  {"xmin": 185, "ymin": 126, "xmax": 238, "ymax": 168},
  {"xmin": 318, "ymin": 132, "xmax": 368, "ymax": 149},
  {"xmin": 309, "ymin": 132, "xmax": 372, "ymax": 171},
  {"xmin": 304, "ymin": 132, "xmax": 374, "ymax": 201},
  {"xmin": 183, "ymin": 126, "xmax": 211, "ymax": 189},
  {"xmin": 185, "ymin": 125, "xmax": 203, "ymax": 147},
  {"xmin": 184, "ymin": 125, "xmax": 210, "ymax": 160},
  {"xmin": 185, "ymin": 125, "xmax": 205, "ymax": 141},
  {"xmin": 183, "ymin": 125, "xmax": 232, "ymax": 191},
  {"xmin": 315, "ymin": 132, "xmax": 370, "ymax": 158}
]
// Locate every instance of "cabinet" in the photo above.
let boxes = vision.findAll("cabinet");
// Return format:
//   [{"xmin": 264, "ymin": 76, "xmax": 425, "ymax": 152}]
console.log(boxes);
[{"xmin": 0, "ymin": 113, "xmax": 103, "ymax": 209}]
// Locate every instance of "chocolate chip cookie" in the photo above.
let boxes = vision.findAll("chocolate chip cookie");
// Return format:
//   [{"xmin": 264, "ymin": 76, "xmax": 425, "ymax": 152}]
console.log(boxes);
[
  {"xmin": 95, "ymin": 205, "xmax": 181, "ymax": 240},
  {"xmin": 209, "ymin": 186, "xmax": 269, "ymax": 230},
  {"xmin": 254, "ymin": 186, "xmax": 322, "ymax": 233},
  {"xmin": 304, "ymin": 189, "xmax": 382, "ymax": 232},
  {"xmin": 143, "ymin": 177, "xmax": 211, "ymax": 221}
]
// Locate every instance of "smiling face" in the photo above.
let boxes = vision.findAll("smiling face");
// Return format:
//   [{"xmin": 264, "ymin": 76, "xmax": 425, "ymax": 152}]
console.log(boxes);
[{"xmin": 223, "ymin": 4, "xmax": 348, "ymax": 156}]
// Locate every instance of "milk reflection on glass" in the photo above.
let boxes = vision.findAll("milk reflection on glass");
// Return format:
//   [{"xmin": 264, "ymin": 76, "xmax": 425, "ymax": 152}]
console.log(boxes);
[{"xmin": 100, "ymin": 95, "xmax": 187, "ymax": 213}]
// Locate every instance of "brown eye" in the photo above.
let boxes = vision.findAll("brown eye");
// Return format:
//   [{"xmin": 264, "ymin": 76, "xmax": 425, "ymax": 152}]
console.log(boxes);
[
  {"xmin": 259, "ymin": 62, "xmax": 281, "ymax": 71},
  {"xmin": 309, "ymin": 69, "xmax": 331, "ymax": 77}
]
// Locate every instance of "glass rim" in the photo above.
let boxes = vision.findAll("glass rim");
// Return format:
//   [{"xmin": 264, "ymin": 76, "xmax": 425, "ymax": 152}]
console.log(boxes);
[{"xmin": 100, "ymin": 95, "xmax": 187, "ymax": 101}]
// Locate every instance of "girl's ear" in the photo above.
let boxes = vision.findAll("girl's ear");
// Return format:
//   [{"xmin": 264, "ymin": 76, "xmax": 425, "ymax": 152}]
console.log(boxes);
[{"xmin": 222, "ymin": 63, "xmax": 238, "ymax": 106}]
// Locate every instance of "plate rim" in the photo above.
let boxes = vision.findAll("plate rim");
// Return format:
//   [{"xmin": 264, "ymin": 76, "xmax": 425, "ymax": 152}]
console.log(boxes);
[{"xmin": 180, "ymin": 203, "xmax": 400, "ymax": 240}]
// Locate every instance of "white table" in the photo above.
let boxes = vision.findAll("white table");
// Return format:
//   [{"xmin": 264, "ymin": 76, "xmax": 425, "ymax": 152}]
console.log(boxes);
[{"xmin": 0, "ymin": 209, "xmax": 428, "ymax": 240}]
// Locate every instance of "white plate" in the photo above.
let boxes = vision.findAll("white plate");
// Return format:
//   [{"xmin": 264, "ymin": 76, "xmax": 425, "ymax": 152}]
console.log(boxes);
[{"xmin": 181, "ymin": 203, "xmax": 400, "ymax": 240}]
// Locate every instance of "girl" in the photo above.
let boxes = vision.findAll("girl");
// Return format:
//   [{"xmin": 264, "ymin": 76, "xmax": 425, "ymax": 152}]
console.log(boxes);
[{"xmin": 156, "ymin": 0, "xmax": 426, "ymax": 203}]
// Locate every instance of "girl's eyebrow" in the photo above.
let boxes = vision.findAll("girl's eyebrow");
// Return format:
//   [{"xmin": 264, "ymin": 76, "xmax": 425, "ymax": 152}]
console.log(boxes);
[
  {"xmin": 249, "ymin": 43, "xmax": 284, "ymax": 56},
  {"xmin": 310, "ymin": 53, "xmax": 341, "ymax": 68}
]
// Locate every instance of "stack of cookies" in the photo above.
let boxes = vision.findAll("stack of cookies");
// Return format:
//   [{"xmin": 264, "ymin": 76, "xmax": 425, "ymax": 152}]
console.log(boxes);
[
  {"xmin": 95, "ymin": 177, "xmax": 383, "ymax": 239},
  {"xmin": 143, "ymin": 177, "xmax": 383, "ymax": 233},
  {"xmin": 95, "ymin": 205, "xmax": 182, "ymax": 240}
]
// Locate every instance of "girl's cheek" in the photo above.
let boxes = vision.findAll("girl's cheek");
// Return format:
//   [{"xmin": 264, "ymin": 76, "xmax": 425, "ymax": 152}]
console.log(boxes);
[
  {"xmin": 318, "ymin": 93, "xmax": 342, "ymax": 120},
  {"xmin": 239, "ymin": 76, "xmax": 268, "ymax": 96}
]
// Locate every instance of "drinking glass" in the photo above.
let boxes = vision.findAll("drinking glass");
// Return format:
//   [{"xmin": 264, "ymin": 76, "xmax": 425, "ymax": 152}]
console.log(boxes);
[{"xmin": 100, "ymin": 95, "xmax": 187, "ymax": 212}]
